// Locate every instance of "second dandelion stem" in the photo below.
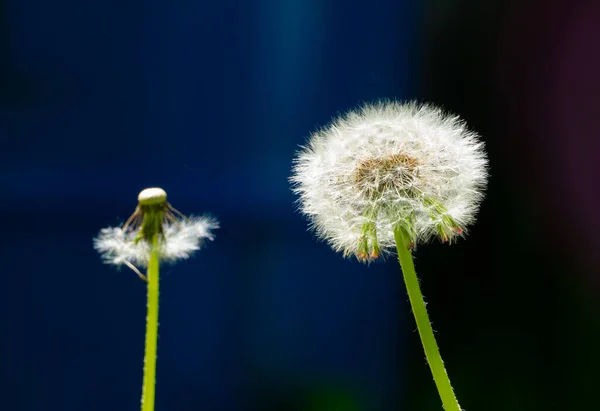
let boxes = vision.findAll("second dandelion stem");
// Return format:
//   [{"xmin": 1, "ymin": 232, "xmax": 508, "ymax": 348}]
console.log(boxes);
[
  {"xmin": 394, "ymin": 225, "xmax": 461, "ymax": 411},
  {"xmin": 141, "ymin": 234, "xmax": 160, "ymax": 411}
]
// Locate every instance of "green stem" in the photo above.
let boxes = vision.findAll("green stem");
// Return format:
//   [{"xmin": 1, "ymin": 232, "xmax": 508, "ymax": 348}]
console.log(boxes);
[
  {"xmin": 393, "ymin": 226, "xmax": 461, "ymax": 411},
  {"xmin": 141, "ymin": 234, "xmax": 160, "ymax": 411}
]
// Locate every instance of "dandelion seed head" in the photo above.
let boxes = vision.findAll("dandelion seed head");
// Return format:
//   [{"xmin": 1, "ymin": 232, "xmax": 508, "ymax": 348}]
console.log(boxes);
[
  {"xmin": 290, "ymin": 101, "xmax": 488, "ymax": 262},
  {"xmin": 93, "ymin": 187, "xmax": 218, "ymax": 270}
]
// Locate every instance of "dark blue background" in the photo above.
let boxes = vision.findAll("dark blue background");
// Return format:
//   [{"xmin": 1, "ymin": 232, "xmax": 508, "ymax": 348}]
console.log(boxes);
[
  {"xmin": 1, "ymin": 1, "xmax": 416, "ymax": 410},
  {"xmin": 8, "ymin": 1, "xmax": 599, "ymax": 410}
]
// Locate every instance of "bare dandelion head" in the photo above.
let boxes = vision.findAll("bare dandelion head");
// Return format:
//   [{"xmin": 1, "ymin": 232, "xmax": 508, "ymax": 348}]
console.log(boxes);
[
  {"xmin": 93, "ymin": 187, "xmax": 218, "ymax": 277},
  {"xmin": 138, "ymin": 187, "xmax": 167, "ymax": 205},
  {"xmin": 290, "ymin": 101, "xmax": 488, "ymax": 263}
]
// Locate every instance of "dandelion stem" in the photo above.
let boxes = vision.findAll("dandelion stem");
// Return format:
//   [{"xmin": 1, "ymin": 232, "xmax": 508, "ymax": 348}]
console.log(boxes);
[
  {"xmin": 393, "ymin": 225, "xmax": 461, "ymax": 411},
  {"xmin": 141, "ymin": 234, "xmax": 160, "ymax": 411}
]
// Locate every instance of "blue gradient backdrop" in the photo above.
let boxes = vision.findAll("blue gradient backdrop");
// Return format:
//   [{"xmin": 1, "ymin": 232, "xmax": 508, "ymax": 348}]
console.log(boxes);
[{"xmin": 0, "ymin": 1, "xmax": 416, "ymax": 410}]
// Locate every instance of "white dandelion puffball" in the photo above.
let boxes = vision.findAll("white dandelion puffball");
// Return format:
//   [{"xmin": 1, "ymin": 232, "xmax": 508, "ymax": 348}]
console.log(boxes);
[{"xmin": 291, "ymin": 101, "xmax": 488, "ymax": 262}]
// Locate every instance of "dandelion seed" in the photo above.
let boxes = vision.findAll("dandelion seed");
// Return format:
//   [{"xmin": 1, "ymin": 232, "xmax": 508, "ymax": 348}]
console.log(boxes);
[{"xmin": 290, "ymin": 100, "xmax": 488, "ymax": 262}]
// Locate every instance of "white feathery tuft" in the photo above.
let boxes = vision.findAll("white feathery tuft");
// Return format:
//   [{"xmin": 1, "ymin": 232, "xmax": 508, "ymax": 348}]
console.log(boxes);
[
  {"xmin": 94, "ymin": 216, "xmax": 218, "ymax": 268},
  {"xmin": 290, "ymin": 100, "xmax": 488, "ymax": 262}
]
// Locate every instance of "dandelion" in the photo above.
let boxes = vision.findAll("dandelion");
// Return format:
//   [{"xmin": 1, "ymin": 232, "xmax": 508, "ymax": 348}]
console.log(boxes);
[
  {"xmin": 94, "ymin": 187, "xmax": 217, "ymax": 277},
  {"xmin": 291, "ymin": 101, "xmax": 488, "ymax": 411},
  {"xmin": 292, "ymin": 101, "xmax": 487, "ymax": 263},
  {"xmin": 93, "ymin": 187, "xmax": 218, "ymax": 411}
]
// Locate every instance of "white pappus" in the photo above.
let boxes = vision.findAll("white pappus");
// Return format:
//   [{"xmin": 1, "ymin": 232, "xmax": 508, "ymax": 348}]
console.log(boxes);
[
  {"xmin": 93, "ymin": 187, "xmax": 218, "ymax": 279},
  {"xmin": 290, "ymin": 100, "xmax": 488, "ymax": 263}
]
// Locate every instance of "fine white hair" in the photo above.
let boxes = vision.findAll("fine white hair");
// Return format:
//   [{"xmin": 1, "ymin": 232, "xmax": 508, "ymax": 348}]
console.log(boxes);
[
  {"xmin": 94, "ymin": 216, "xmax": 219, "ymax": 268},
  {"xmin": 290, "ymin": 100, "xmax": 488, "ymax": 262}
]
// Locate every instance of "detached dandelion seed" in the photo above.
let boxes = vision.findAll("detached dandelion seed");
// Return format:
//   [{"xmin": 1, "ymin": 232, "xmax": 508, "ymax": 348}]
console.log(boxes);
[
  {"xmin": 291, "ymin": 101, "xmax": 488, "ymax": 411},
  {"xmin": 93, "ymin": 187, "xmax": 218, "ymax": 411}
]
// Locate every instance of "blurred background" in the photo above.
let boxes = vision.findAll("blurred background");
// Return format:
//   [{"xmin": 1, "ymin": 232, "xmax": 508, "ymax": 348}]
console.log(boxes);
[{"xmin": 1, "ymin": 0, "xmax": 599, "ymax": 410}]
